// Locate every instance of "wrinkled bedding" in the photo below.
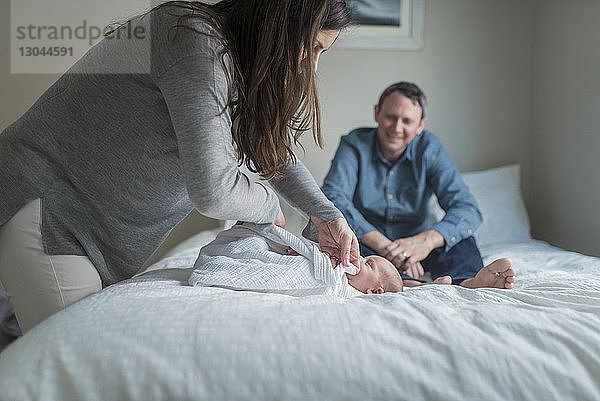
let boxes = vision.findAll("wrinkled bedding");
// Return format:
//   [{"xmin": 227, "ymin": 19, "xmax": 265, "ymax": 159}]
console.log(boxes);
[{"xmin": 1, "ymin": 240, "xmax": 599, "ymax": 401}]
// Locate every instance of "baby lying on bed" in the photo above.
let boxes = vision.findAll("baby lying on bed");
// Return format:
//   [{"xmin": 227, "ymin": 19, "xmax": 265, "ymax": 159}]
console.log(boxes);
[
  {"xmin": 189, "ymin": 222, "xmax": 403, "ymax": 297},
  {"xmin": 189, "ymin": 223, "xmax": 515, "ymax": 297}
]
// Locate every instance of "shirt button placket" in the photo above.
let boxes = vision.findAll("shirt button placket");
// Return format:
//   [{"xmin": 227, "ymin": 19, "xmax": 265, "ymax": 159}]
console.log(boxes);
[{"xmin": 385, "ymin": 168, "xmax": 394, "ymax": 237}]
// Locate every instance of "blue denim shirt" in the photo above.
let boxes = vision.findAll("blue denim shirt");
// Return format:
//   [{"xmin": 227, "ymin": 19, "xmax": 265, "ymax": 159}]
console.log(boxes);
[{"xmin": 322, "ymin": 128, "xmax": 482, "ymax": 251}]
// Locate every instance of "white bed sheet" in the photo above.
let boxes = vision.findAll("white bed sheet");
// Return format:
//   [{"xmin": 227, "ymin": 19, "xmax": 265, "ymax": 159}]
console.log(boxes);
[{"xmin": 1, "ymin": 240, "xmax": 600, "ymax": 401}]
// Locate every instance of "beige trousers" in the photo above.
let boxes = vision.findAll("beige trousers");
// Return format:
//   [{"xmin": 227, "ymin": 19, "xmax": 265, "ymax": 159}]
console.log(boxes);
[{"xmin": 0, "ymin": 199, "xmax": 102, "ymax": 333}]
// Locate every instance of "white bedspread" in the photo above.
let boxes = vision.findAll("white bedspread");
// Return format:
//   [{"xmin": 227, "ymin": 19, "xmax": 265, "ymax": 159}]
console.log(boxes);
[{"xmin": 1, "ymin": 240, "xmax": 600, "ymax": 401}]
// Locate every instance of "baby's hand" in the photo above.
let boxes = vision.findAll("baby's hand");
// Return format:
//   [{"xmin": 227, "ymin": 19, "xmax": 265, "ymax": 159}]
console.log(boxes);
[{"xmin": 285, "ymin": 246, "xmax": 300, "ymax": 256}]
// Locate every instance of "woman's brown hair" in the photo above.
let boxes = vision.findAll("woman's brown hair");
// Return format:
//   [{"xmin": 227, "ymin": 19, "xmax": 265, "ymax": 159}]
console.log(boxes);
[{"xmin": 145, "ymin": 0, "xmax": 352, "ymax": 179}]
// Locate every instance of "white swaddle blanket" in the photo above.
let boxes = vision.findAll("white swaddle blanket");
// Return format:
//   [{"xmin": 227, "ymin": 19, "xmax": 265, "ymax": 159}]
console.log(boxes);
[{"xmin": 189, "ymin": 223, "xmax": 361, "ymax": 298}]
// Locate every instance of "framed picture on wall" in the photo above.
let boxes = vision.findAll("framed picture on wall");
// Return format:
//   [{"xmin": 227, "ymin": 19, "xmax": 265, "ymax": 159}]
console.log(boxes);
[{"xmin": 336, "ymin": 0, "xmax": 424, "ymax": 51}]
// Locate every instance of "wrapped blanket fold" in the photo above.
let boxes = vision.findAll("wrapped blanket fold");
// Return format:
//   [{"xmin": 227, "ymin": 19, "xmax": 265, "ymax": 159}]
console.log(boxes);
[{"xmin": 189, "ymin": 223, "xmax": 361, "ymax": 298}]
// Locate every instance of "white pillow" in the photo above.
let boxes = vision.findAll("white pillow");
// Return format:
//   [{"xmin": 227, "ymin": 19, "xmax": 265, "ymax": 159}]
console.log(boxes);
[{"xmin": 431, "ymin": 164, "xmax": 531, "ymax": 246}]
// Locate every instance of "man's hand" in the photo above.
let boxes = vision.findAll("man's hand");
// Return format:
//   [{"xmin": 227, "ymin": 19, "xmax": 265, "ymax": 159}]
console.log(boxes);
[
  {"xmin": 402, "ymin": 260, "xmax": 425, "ymax": 279},
  {"xmin": 382, "ymin": 230, "xmax": 444, "ymax": 278},
  {"xmin": 312, "ymin": 217, "xmax": 360, "ymax": 267}
]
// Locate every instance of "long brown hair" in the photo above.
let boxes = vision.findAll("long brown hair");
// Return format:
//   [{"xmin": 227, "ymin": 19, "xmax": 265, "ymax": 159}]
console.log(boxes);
[{"xmin": 149, "ymin": 0, "xmax": 352, "ymax": 179}]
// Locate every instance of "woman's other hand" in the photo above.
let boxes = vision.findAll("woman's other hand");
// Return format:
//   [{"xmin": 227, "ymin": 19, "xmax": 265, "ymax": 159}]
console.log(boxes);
[
  {"xmin": 312, "ymin": 217, "xmax": 359, "ymax": 267},
  {"xmin": 285, "ymin": 246, "xmax": 299, "ymax": 256},
  {"xmin": 275, "ymin": 206, "xmax": 286, "ymax": 228}
]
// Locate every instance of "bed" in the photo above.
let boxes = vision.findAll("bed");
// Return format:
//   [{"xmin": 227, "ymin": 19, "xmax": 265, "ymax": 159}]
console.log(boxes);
[{"xmin": 1, "ymin": 165, "xmax": 599, "ymax": 401}]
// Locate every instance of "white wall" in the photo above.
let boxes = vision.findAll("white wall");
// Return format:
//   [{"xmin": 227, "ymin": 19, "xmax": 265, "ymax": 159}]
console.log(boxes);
[
  {"xmin": 305, "ymin": 0, "xmax": 534, "ymax": 182},
  {"xmin": 530, "ymin": 0, "xmax": 600, "ymax": 256}
]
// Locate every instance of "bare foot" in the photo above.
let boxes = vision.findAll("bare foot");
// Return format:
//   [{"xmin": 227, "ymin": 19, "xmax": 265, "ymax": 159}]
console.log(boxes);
[
  {"xmin": 402, "ymin": 275, "xmax": 452, "ymax": 287},
  {"xmin": 402, "ymin": 279, "xmax": 423, "ymax": 287},
  {"xmin": 432, "ymin": 275, "xmax": 452, "ymax": 285},
  {"xmin": 460, "ymin": 258, "xmax": 515, "ymax": 289}
]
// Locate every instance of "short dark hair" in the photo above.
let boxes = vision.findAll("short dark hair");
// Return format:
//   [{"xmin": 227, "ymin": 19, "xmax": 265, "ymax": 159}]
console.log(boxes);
[{"xmin": 377, "ymin": 81, "xmax": 427, "ymax": 119}]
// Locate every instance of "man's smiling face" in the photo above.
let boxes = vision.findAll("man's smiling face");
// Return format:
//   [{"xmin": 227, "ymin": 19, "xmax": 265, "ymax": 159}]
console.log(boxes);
[{"xmin": 374, "ymin": 91, "xmax": 426, "ymax": 164}]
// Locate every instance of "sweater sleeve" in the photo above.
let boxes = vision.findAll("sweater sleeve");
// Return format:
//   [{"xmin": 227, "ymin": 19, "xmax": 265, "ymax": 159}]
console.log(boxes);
[
  {"xmin": 269, "ymin": 158, "xmax": 343, "ymax": 223},
  {"xmin": 154, "ymin": 38, "xmax": 279, "ymax": 224}
]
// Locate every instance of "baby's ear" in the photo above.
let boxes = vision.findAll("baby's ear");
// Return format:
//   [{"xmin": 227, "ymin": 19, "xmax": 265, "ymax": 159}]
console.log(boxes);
[{"xmin": 367, "ymin": 287, "xmax": 384, "ymax": 294}]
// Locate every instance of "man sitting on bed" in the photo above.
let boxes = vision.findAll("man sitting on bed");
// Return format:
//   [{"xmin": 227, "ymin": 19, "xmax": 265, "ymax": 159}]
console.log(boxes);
[
  {"xmin": 188, "ymin": 223, "xmax": 515, "ymax": 297},
  {"xmin": 321, "ymin": 81, "xmax": 516, "ymax": 288}
]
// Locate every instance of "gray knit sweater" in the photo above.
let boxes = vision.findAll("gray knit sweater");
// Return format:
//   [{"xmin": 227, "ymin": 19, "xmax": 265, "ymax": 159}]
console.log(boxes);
[{"xmin": 0, "ymin": 5, "xmax": 341, "ymax": 285}]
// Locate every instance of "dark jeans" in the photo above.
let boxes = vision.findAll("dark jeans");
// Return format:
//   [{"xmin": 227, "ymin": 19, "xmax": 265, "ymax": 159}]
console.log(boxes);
[{"xmin": 360, "ymin": 236, "xmax": 484, "ymax": 283}]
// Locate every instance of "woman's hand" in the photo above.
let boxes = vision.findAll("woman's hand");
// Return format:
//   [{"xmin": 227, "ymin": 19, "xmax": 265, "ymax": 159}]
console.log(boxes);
[
  {"xmin": 285, "ymin": 246, "xmax": 299, "ymax": 256},
  {"xmin": 274, "ymin": 206, "xmax": 286, "ymax": 228},
  {"xmin": 311, "ymin": 217, "xmax": 359, "ymax": 267}
]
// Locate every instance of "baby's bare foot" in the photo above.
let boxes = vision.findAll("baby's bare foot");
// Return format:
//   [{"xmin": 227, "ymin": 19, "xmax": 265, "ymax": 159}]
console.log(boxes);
[
  {"xmin": 461, "ymin": 258, "xmax": 515, "ymax": 289},
  {"xmin": 431, "ymin": 275, "xmax": 452, "ymax": 285},
  {"xmin": 402, "ymin": 279, "xmax": 423, "ymax": 287}
]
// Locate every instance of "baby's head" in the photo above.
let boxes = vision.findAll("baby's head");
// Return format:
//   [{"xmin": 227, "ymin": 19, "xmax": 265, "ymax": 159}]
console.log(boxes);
[{"xmin": 346, "ymin": 255, "xmax": 403, "ymax": 294}]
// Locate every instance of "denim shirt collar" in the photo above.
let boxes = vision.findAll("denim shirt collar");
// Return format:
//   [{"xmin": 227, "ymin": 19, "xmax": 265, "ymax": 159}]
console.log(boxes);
[{"xmin": 371, "ymin": 127, "xmax": 415, "ymax": 167}]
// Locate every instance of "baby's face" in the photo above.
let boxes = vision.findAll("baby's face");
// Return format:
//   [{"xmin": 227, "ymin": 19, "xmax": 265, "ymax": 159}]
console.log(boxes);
[{"xmin": 346, "ymin": 255, "xmax": 403, "ymax": 294}]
